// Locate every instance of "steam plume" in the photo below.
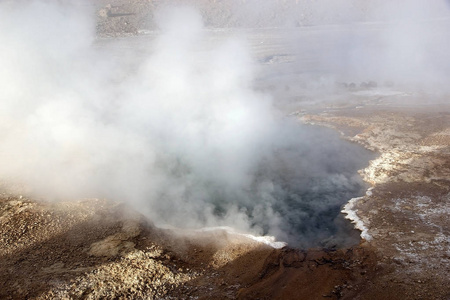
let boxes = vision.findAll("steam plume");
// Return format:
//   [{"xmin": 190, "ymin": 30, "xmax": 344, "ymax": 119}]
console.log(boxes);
[{"xmin": 1, "ymin": 1, "xmax": 386, "ymax": 247}]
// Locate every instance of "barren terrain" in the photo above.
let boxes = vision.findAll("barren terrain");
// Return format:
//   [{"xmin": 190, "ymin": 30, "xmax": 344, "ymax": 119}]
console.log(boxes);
[
  {"xmin": 1, "ymin": 1, "xmax": 450, "ymax": 299},
  {"xmin": 301, "ymin": 98, "xmax": 450, "ymax": 299},
  {"xmin": 2, "ymin": 96, "xmax": 449, "ymax": 299}
]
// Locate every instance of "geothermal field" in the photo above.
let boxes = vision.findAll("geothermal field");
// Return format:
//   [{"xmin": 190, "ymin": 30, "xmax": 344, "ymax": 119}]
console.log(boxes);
[{"xmin": 0, "ymin": 1, "xmax": 449, "ymax": 299}]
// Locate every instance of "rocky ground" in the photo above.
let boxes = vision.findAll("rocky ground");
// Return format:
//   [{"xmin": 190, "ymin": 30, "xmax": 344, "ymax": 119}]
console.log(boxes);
[
  {"xmin": 1, "ymin": 1, "xmax": 449, "ymax": 299},
  {"xmin": 1, "ymin": 95, "xmax": 449, "ymax": 299},
  {"xmin": 0, "ymin": 194, "xmax": 377, "ymax": 299},
  {"xmin": 91, "ymin": 0, "xmax": 372, "ymax": 37},
  {"xmin": 300, "ymin": 96, "xmax": 450, "ymax": 300}
]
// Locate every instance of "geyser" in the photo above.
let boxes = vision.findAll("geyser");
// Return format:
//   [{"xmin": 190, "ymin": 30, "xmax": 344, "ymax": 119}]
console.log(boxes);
[
  {"xmin": 200, "ymin": 122, "xmax": 374, "ymax": 248},
  {"xmin": 0, "ymin": 2, "xmax": 374, "ymax": 248}
]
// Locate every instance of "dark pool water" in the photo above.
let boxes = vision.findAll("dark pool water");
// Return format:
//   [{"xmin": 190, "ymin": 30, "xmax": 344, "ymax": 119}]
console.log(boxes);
[{"xmin": 209, "ymin": 121, "xmax": 375, "ymax": 248}]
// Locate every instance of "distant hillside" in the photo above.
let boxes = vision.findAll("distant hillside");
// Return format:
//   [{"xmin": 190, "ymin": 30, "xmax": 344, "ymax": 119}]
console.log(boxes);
[{"xmin": 93, "ymin": 0, "xmax": 377, "ymax": 36}]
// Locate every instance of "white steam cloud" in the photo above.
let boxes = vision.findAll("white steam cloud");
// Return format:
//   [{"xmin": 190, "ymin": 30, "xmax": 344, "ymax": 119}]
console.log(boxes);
[
  {"xmin": 7, "ymin": 1, "xmax": 434, "ymax": 247},
  {"xmin": 244, "ymin": 0, "xmax": 450, "ymax": 99},
  {"xmin": 0, "ymin": 3, "xmax": 271, "ymax": 230},
  {"xmin": 342, "ymin": 0, "xmax": 450, "ymax": 88},
  {"xmin": 0, "ymin": 2, "xmax": 282, "ymax": 234}
]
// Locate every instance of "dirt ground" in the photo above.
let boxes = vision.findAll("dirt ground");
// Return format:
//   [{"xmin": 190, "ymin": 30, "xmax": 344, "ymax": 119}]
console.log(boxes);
[
  {"xmin": 300, "ymin": 99, "xmax": 450, "ymax": 300},
  {"xmin": 1, "ymin": 1, "xmax": 449, "ymax": 299},
  {"xmin": 1, "ymin": 100, "xmax": 449, "ymax": 299},
  {"xmin": 91, "ymin": 0, "xmax": 372, "ymax": 37},
  {"xmin": 0, "ymin": 194, "xmax": 376, "ymax": 299}
]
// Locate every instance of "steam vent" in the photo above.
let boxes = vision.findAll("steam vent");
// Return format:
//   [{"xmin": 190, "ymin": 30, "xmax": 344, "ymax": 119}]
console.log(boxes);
[{"xmin": 1, "ymin": 1, "xmax": 449, "ymax": 299}]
